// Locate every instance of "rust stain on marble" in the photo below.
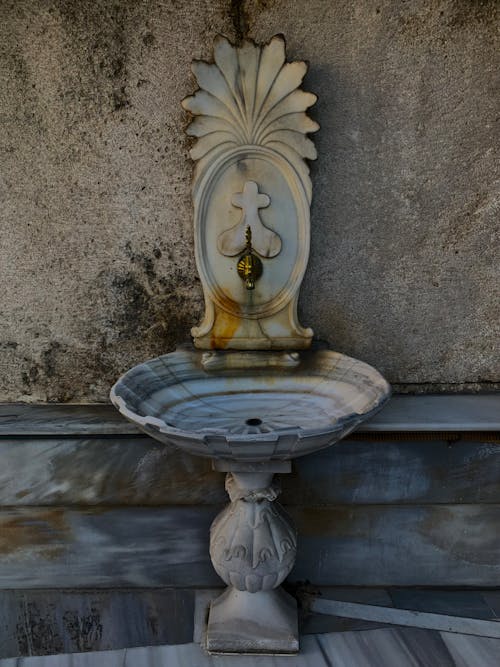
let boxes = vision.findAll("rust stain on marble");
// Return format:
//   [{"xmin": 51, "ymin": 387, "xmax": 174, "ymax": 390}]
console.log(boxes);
[
  {"xmin": 0, "ymin": 509, "xmax": 69, "ymax": 559},
  {"xmin": 210, "ymin": 304, "xmax": 242, "ymax": 349}
]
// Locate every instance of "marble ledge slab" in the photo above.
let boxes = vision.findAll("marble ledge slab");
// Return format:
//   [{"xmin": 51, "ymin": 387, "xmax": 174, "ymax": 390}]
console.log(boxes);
[{"xmin": 0, "ymin": 394, "xmax": 498, "ymax": 436}]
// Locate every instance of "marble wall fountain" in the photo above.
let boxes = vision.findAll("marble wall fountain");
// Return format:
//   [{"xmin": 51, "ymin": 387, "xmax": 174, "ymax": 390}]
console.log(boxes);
[{"xmin": 111, "ymin": 35, "xmax": 391, "ymax": 655}]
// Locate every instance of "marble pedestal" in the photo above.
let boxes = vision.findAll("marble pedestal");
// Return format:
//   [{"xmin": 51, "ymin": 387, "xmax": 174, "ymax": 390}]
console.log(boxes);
[
  {"xmin": 206, "ymin": 464, "xmax": 299, "ymax": 654},
  {"xmin": 207, "ymin": 588, "xmax": 298, "ymax": 654}
]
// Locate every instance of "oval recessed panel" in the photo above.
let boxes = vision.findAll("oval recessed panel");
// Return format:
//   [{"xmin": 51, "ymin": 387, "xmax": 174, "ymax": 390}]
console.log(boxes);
[{"xmin": 197, "ymin": 150, "xmax": 308, "ymax": 319}]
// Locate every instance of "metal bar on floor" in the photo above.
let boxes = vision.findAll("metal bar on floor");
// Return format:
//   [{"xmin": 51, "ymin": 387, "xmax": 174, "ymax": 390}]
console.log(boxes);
[{"xmin": 309, "ymin": 598, "xmax": 500, "ymax": 639}]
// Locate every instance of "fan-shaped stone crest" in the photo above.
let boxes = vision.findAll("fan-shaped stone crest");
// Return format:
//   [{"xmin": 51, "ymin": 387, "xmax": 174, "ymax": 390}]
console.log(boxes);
[{"xmin": 182, "ymin": 34, "xmax": 319, "ymax": 193}]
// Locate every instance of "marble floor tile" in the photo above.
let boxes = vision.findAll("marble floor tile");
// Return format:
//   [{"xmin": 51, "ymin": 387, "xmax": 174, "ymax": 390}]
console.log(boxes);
[
  {"xmin": 315, "ymin": 627, "xmax": 456, "ymax": 667},
  {"xmin": 441, "ymin": 631, "xmax": 500, "ymax": 667},
  {"xmin": 122, "ymin": 636, "xmax": 332, "ymax": 666},
  {"xmin": 3, "ymin": 626, "xmax": 500, "ymax": 667}
]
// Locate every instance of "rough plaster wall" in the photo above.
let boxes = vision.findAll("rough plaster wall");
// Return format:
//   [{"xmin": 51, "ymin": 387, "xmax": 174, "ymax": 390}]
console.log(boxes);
[
  {"xmin": 247, "ymin": 0, "xmax": 499, "ymax": 391},
  {"xmin": 0, "ymin": 0, "xmax": 231, "ymax": 401},
  {"xmin": 0, "ymin": 0, "xmax": 498, "ymax": 401}
]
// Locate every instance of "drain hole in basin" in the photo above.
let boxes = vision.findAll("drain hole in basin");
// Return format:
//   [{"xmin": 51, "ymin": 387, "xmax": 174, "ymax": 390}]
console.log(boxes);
[{"xmin": 246, "ymin": 418, "xmax": 262, "ymax": 426}]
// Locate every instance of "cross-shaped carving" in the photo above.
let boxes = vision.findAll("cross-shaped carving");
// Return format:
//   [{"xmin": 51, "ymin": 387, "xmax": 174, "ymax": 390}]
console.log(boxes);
[
  {"xmin": 217, "ymin": 180, "xmax": 282, "ymax": 258},
  {"xmin": 231, "ymin": 181, "xmax": 270, "ymax": 219}
]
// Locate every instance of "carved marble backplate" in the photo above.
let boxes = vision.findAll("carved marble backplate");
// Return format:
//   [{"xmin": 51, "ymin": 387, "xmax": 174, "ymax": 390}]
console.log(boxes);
[{"xmin": 182, "ymin": 35, "xmax": 319, "ymax": 350}]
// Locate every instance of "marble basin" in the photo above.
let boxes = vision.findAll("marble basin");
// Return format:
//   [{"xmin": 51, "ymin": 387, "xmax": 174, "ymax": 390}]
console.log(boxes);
[{"xmin": 110, "ymin": 348, "xmax": 390, "ymax": 462}]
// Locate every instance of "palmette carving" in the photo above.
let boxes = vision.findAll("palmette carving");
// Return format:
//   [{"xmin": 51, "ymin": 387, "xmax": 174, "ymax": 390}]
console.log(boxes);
[
  {"xmin": 210, "ymin": 499, "xmax": 297, "ymax": 592},
  {"xmin": 210, "ymin": 473, "xmax": 297, "ymax": 593},
  {"xmin": 182, "ymin": 34, "xmax": 319, "ymax": 197}
]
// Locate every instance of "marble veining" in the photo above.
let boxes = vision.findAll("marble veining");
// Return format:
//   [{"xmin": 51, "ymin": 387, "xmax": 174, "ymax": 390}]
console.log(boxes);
[{"xmin": 110, "ymin": 348, "xmax": 390, "ymax": 461}]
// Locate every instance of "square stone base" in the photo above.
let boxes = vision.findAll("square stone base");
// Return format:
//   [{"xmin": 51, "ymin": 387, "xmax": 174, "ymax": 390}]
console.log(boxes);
[{"xmin": 206, "ymin": 587, "xmax": 299, "ymax": 654}]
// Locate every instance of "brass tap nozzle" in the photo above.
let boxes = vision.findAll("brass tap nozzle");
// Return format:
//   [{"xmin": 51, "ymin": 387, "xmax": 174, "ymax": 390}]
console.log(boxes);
[{"xmin": 237, "ymin": 226, "xmax": 263, "ymax": 290}]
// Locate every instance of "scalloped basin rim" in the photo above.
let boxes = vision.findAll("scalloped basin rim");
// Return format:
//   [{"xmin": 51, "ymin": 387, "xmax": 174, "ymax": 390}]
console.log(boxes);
[{"xmin": 110, "ymin": 348, "xmax": 391, "ymax": 461}]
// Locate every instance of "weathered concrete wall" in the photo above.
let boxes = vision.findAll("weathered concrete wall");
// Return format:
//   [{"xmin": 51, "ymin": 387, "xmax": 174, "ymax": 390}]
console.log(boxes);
[{"xmin": 0, "ymin": 0, "xmax": 498, "ymax": 401}]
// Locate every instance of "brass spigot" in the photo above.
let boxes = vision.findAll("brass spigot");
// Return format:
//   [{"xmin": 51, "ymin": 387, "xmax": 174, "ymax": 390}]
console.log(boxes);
[{"xmin": 237, "ymin": 226, "xmax": 263, "ymax": 290}]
